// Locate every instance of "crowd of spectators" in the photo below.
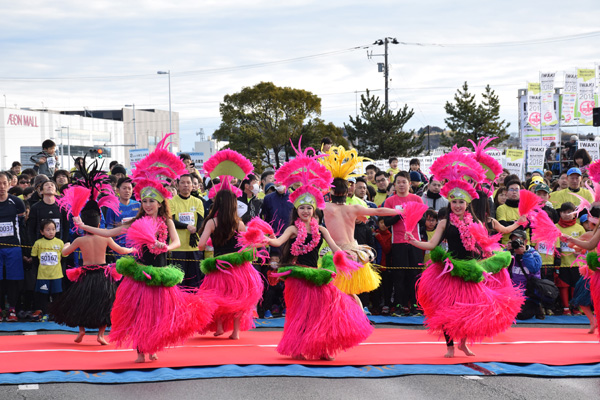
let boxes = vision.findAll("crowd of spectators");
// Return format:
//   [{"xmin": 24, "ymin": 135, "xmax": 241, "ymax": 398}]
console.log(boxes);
[{"xmin": 0, "ymin": 137, "xmax": 594, "ymax": 323}]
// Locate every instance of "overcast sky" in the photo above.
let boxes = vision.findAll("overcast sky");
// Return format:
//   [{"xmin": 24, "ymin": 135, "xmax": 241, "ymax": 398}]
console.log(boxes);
[{"xmin": 1, "ymin": 0, "xmax": 599, "ymax": 151}]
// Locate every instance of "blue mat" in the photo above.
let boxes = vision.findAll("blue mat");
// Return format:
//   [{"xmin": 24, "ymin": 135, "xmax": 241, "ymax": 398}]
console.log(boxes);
[
  {"xmin": 1, "ymin": 362, "xmax": 600, "ymax": 384},
  {"xmin": 0, "ymin": 315, "xmax": 590, "ymax": 332}
]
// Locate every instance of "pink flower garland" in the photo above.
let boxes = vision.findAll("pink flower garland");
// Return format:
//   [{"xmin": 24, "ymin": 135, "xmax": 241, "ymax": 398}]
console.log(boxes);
[
  {"xmin": 449, "ymin": 211, "xmax": 478, "ymax": 253},
  {"xmin": 149, "ymin": 218, "xmax": 168, "ymax": 255},
  {"xmin": 291, "ymin": 218, "xmax": 321, "ymax": 256}
]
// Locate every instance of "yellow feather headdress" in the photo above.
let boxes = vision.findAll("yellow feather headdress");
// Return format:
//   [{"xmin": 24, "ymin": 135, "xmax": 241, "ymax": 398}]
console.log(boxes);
[{"xmin": 320, "ymin": 145, "xmax": 371, "ymax": 180}]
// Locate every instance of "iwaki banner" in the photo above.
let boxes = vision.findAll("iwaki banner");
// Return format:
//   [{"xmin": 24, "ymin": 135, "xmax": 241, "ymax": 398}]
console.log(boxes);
[
  {"xmin": 561, "ymin": 72, "xmax": 577, "ymax": 126},
  {"xmin": 527, "ymin": 82, "xmax": 541, "ymax": 132},
  {"xmin": 540, "ymin": 72, "xmax": 557, "ymax": 127},
  {"xmin": 576, "ymin": 68, "xmax": 596, "ymax": 126},
  {"xmin": 578, "ymin": 141, "xmax": 600, "ymax": 162},
  {"xmin": 505, "ymin": 149, "xmax": 525, "ymax": 179}
]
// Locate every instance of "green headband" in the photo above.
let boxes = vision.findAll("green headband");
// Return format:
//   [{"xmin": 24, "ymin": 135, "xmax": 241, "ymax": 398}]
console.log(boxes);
[
  {"xmin": 140, "ymin": 187, "xmax": 164, "ymax": 202},
  {"xmin": 293, "ymin": 193, "xmax": 316, "ymax": 209}
]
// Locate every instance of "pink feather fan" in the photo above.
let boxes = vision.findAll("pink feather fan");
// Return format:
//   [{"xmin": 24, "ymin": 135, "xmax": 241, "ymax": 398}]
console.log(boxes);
[
  {"xmin": 531, "ymin": 211, "xmax": 561, "ymax": 252},
  {"xmin": 400, "ymin": 202, "xmax": 429, "ymax": 233},
  {"xmin": 518, "ymin": 189, "xmax": 542, "ymax": 217},
  {"xmin": 469, "ymin": 223, "xmax": 502, "ymax": 253},
  {"xmin": 125, "ymin": 216, "xmax": 167, "ymax": 257},
  {"xmin": 588, "ymin": 159, "xmax": 600, "ymax": 184},
  {"xmin": 57, "ymin": 186, "xmax": 91, "ymax": 218},
  {"xmin": 247, "ymin": 217, "xmax": 275, "ymax": 236}
]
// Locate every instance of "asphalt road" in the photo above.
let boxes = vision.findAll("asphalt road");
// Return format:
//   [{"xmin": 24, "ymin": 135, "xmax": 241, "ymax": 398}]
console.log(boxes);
[
  {"xmin": 1, "ymin": 324, "xmax": 599, "ymax": 400},
  {"xmin": 2, "ymin": 375, "xmax": 600, "ymax": 400}
]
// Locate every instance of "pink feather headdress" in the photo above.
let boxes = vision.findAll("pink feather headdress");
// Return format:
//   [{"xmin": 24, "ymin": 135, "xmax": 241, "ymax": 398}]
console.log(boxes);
[
  {"xmin": 131, "ymin": 133, "xmax": 187, "ymax": 202},
  {"xmin": 274, "ymin": 138, "xmax": 332, "ymax": 210},
  {"xmin": 431, "ymin": 147, "xmax": 485, "ymax": 203},
  {"xmin": 203, "ymin": 149, "xmax": 253, "ymax": 180},
  {"xmin": 203, "ymin": 149, "xmax": 253, "ymax": 198},
  {"xmin": 208, "ymin": 175, "xmax": 243, "ymax": 199},
  {"xmin": 467, "ymin": 137, "xmax": 503, "ymax": 184}
]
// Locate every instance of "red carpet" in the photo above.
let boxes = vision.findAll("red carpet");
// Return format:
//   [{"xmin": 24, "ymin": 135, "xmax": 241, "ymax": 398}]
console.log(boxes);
[{"xmin": 0, "ymin": 327, "xmax": 599, "ymax": 373}]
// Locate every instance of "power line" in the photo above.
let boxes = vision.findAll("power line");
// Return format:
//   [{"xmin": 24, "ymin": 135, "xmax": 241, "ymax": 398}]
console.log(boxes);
[
  {"xmin": 392, "ymin": 30, "xmax": 600, "ymax": 48},
  {"xmin": 0, "ymin": 45, "xmax": 370, "ymax": 82}
]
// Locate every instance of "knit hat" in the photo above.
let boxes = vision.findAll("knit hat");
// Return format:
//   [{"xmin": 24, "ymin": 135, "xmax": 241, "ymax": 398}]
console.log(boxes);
[{"xmin": 409, "ymin": 171, "xmax": 421, "ymax": 182}]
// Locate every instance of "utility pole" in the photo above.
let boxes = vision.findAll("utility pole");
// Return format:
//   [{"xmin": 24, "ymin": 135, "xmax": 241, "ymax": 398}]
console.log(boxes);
[{"xmin": 370, "ymin": 37, "xmax": 399, "ymax": 113}]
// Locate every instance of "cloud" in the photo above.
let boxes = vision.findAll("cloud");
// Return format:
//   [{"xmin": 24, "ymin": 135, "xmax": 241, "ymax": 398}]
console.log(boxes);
[{"xmin": 1, "ymin": 0, "xmax": 599, "ymax": 150}]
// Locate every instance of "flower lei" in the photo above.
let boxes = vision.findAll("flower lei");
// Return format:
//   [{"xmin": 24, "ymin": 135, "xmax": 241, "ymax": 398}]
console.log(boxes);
[
  {"xmin": 291, "ymin": 218, "xmax": 321, "ymax": 256},
  {"xmin": 449, "ymin": 211, "xmax": 478, "ymax": 253},
  {"xmin": 149, "ymin": 218, "xmax": 168, "ymax": 255}
]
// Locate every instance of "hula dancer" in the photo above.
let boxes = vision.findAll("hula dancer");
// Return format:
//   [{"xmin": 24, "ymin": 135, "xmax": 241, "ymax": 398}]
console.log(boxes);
[
  {"xmin": 197, "ymin": 150, "xmax": 263, "ymax": 340},
  {"xmin": 408, "ymin": 147, "xmax": 524, "ymax": 358},
  {"xmin": 75, "ymin": 134, "xmax": 216, "ymax": 362},
  {"xmin": 53, "ymin": 159, "xmax": 132, "ymax": 344},
  {"xmin": 255, "ymin": 140, "xmax": 373, "ymax": 360}
]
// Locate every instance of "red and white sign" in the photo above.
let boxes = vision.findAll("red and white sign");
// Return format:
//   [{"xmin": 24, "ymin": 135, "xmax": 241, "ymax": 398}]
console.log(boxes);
[{"xmin": 6, "ymin": 114, "xmax": 39, "ymax": 127}]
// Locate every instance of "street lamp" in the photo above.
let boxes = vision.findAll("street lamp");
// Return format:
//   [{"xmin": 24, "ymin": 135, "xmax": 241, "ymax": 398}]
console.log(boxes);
[
  {"xmin": 372, "ymin": 37, "xmax": 399, "ymax": 113},
  {"xmin": 124, "ymin": 104, "xmax": 137, "ymax": 149},
  {"xmin": 156, "ymin": 70, "xmax": 172, "ymax": 134}
]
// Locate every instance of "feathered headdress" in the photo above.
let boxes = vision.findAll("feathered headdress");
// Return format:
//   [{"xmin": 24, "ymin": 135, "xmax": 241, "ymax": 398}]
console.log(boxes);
[
  {"xmin": 430, "ymin": 146, "xmax": 486, "ymax": 203},
  {"xmin": 274, "ymin": 138, "xmax": 332, "ymax": 209},
  {"xmin": 131, "ymin": 133, "xmax": 186, "ymax": 202},
  {"xmin": 431, "ymin": 146, "xmax": 486, "ymax": 202},
  {"xmin": 467, "ymin": 137, "xmax": 503, "ymax": 184},
  {"xmin": 203, "ymin": 149, "xmax": 253, "ymax": 199},
  {"xmin": 320, "ymin": 145, "xmax": 371, "ymax": 180},
  {"xmin": 57, "ymin": 157, "xmax": 120, "ymax": 223}
]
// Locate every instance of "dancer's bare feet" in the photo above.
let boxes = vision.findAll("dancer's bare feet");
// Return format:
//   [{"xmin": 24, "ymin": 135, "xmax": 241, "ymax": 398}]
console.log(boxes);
[
  {"xmin": 149, "ymin": 353, "xmax": 158, "ymax": 361},
  {"xmin": 458, "ymin": 339, "xmax": 475, "ymax": 356},
  {"xmin": 229, "ymin": 332, "xmax": 240, "ymax": 340},
  {"xmin": 444, "ymin": 346, "xmax": 455, "ymax": 358},
  {"xmin": 292, "ymin": 354, "xmax": 306, "ymax": 360},
  {"xmin": 321, "ymin": 354, "xmax": 335, "ymax": 361},
  {"xmin": 214, "ymin": 330, "xmax": 225, "ymax": 337},
  {"xmin": 74, "ymin": 332, "xmax": 85, "ymax": 343},
  {"xmin": 135, "ymin": 353, "xmax": 146, "ymax": 363},
  {"xmin": 97, "ymin": 336, "xmax": 109, "ymax": 345},
  {"xmin": 588, "ymin": 320, "xmax": 597, "ymax": 334}
]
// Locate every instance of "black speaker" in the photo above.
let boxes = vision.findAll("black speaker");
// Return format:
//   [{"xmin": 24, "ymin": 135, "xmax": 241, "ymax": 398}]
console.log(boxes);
[{"xmin": 594, "ymin": 107, "xmax": 600, "ymax": 127}]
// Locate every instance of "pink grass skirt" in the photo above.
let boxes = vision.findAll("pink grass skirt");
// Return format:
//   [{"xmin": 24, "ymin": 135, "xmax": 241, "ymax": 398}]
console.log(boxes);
[
  {"xmin": 109, "ymin": 277, "xmax": 217, "ymax": 354},
  {"xmin": 277, "ymin": 277, "xmax": 374, "ymax": 360},
  {"xmin": 199, "ymin": 260, "xmax": 263, "ymax": 334},
  {"xmin": 416, "ymin": 262, "xmax": 524, "ymax": 343}
]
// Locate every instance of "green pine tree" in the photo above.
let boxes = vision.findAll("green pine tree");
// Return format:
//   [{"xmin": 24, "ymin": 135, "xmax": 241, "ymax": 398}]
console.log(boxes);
[
  {"xmin": 344, "ymin": 90, "xmax": 423, "ymax": 159},
  {"xmin": 442, "ymin": 82, "xmax": 510, "ymax": 148}
]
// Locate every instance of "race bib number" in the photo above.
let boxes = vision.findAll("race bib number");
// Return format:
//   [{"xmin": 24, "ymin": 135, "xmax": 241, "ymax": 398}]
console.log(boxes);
[
  {"xmin": 47, "ymin": 157, "xmax": 56, "ymax": 170},
  {"xmin": 52, "ymin": 218, "xmax": 61, "ymax": 233},
  {"xmin": 395, "ymin": 205, "xmax": 403, "ymax": 211},
  {"xmin": 537, "ymin": 242, "xmax": 551, "ymax": 255},
  {"xmin": 178, "ymin": 212, "xmax": 195, "ymax": 225},
  {"xmin": 237, "ymin": 201, "xmax": 248, "ymax": 217},
  {"xmin": 560, "ymin": 241, "xmax": 574, "ymax": 253},
  {"xmin": 0, "ymin": 222, "xmax": 14, "ymax": 237},
  {"xmin": 40, "ymin": 251, "xmax": 58, "ymax": 266}
]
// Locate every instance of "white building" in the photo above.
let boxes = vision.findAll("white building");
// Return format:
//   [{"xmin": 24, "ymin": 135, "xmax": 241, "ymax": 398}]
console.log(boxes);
[{"xmin": 0, "ymin": 106, "xmax": 179, "ymax": 171}]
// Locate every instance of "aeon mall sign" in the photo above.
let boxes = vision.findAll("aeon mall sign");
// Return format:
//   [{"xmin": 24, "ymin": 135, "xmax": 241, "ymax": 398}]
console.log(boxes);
[{"xmin": 6, "ymin": 114, "xmax": 39, "ymax": 127}]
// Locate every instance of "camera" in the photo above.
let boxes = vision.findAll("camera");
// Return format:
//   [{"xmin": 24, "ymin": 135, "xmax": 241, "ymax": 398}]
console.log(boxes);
[{"xmin": 510, "ymin": 238, "xmax": 524, "ymax": 250}]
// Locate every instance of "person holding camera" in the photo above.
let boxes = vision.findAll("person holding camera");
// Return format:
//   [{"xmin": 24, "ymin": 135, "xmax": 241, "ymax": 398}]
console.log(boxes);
[
  {"xmin": 508, "ymin": 229, "xmax": 544, "ymax": 320},
  {"xmin": 555, "ymin": 202, "xmax": 586, "ymax": 315}
]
